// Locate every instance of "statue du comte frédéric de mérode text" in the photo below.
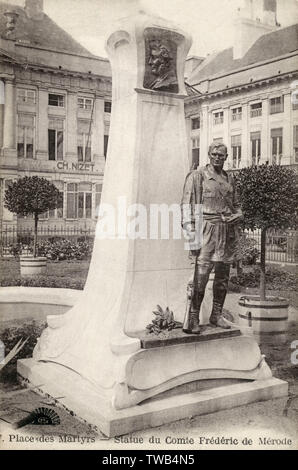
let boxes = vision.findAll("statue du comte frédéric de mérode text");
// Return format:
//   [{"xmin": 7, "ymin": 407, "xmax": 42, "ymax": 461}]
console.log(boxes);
[{"xmin": 181, "ymin": 142, "xmax": 243, "ymax": 334}]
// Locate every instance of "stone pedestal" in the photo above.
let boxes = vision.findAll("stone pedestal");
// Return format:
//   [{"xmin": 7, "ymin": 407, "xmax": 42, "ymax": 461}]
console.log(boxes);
[
  {"xmin": 18, "ymin": 10, "xmax": 287, "ymax": 437},
  {"xmin": 18, "ymin": 328, "xmax": 287, "ymax": 436}
]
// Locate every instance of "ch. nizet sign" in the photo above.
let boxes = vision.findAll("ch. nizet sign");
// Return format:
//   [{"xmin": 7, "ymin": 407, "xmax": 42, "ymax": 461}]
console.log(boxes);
[{"xmin": 56, "ymin": 162, "xmax": 95, "ymax": 171}]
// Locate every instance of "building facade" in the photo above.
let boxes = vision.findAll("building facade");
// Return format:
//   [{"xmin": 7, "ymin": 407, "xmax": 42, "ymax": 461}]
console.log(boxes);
[
  {"xmin": 185, "ymin": 0, "xmax": 298, "ymax": 171},
  {"xmin": 0, "ymin": 0, "xmax": 112, "ymax": 230}
]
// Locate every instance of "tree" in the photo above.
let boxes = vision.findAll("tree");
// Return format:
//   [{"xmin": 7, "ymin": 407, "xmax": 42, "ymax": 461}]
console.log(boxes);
[
  {"xmin": 235, "ymin": 164, "xmax": 297, "ymax": 301},
  {"xmin": 4, "ymin": 176, "xmax": 62, "ymax": 257}
]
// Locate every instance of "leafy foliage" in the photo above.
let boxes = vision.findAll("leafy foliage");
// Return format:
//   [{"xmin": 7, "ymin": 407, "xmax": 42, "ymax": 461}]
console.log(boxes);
[
  {"xmin": 0, "ymin": 321, "xmax": 46, "ymax": 386},
  {"xmin": 0, "ymin": 321, "xmax": 45, "ymax": 364},
  {"xmin": 146, "ymin": 305, "xmax": 182, "ymax": 334},
  {"xmin": 235, "ymin": 233, "xmax": 259, "ymax": 265},
  {"xmin": 4, "ymin": 176, "xmax": 63, "ymax": 256},
  {"xmin": 235, "ymin": 165, "xmax": 297, "ymax": 231},
  {"xmin": 4, "ymin": 176, "xmax": 62, "ymax": 217},
  {"xmin": 5, "ymin": 239, "xmax": 93, "ymax": 260},
  {"xmin": 37, "ymin": 239, "xmax": 93, "ymax": 260},
  {"xmin": 230, "ymin": 266, "xmax": 297, "ymax": 291},
  {"xmin": 0, "ymin": 276, "xmax": 85, "ymax": 290}
]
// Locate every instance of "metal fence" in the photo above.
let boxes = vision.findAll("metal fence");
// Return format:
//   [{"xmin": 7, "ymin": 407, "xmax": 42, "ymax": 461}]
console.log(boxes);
[
  {"xmin": 245, "ymin": 228, "xmax": 297, "ymax": 264},
  {"xmin": 0, "ymin": 225, "xmax": 297, "ymax": 264},
  {"xmin": 0, "ymin": 225, "xmax": 96, "ymax": 255}
]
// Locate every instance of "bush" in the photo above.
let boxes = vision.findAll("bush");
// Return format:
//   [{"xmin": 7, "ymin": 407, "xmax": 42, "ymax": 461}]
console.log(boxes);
[
  {"xmin": 235, "ymin": 164, "xmax": 297, "ymax": 299},
  {"xmin": 1, "ymin": 320, "xmax": 46, "ymax": 363},
  {"xmin": 0, "ymin": 276, "xmax": 85, "ymax": 290},
  {"xmin": 230, "ymin": 266, "xmax": 297, "ymax": 291},
  {"xmin": 4, "ymin": 176, "xmax": 62, "ymax": 257},
  {"xmin": 236, "ymin": 234, "xmax": 259, "ymax": 265},
  {"xmin": 4, "ymin": 238, "xmax": 94, "ymax": 261},
  {"xmin": 0, "ymin": 320, "xmax": 46, "ymax": 386},
  {"xmin": 37, "ymin": 239, "xmax": 93, "ymax": 260}
]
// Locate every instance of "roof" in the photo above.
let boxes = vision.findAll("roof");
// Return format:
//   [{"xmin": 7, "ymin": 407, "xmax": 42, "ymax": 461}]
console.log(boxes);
[
  {"xmin": 189, "ymin": 23, "xmax": 298, "ymax": 85},
  {"xmin": 0, "ymin": 2, "xmax": 94, "ymax": 57},
  {"xmin": 185, "ymin": 82, "xmax": 202, "ymax": 96}
]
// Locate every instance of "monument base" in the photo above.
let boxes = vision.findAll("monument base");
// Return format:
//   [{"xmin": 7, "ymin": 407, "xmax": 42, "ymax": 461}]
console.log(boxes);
[{"xmin": 18, "ymin": 358, "xmax": 287, "ymax": 437}]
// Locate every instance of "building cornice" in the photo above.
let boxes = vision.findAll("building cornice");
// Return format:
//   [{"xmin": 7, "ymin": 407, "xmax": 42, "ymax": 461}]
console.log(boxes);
[
  {"xmin": 185, "ymin": 70, "xmax": 298, "ymax": 106},
  {"xmin": 0, "ymin": 45, "xmax": 111, "ymax": 83},
  {"xmin": 190, "ymin": 50, "xmax": 298, "ymax": 87},
  {"xmin": 14, "ymin": 41, "xmax": 109, "ymax": 64},
  {"xmin": 12, "ymin": 62, "xmax": 112, "ymax": 83}
]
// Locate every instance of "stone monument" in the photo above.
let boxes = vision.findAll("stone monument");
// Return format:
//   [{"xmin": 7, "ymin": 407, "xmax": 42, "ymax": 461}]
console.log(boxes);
[{"xmin": 18, "ymin": 10, "xmax": 288, "ymax": 437}]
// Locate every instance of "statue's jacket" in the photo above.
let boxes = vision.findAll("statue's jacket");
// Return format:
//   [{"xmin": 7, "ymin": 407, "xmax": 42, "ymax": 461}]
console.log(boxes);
[{"xmin": 180, "ymin": 164, "xmax": 242, "ymax": 263}]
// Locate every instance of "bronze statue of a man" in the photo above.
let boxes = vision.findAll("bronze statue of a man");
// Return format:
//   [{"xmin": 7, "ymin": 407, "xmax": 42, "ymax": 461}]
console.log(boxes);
[{"xmin": 181, "ymin": 142, "xmax": 243, "ymax": 334}]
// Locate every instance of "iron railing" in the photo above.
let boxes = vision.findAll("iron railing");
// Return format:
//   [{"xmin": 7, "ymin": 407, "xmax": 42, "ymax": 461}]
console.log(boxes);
[
  {"xmin": 1, "ymin": 225, "xmax": 95, "ymax": 255},
  {"xmin": 0, "ymin": 225, "xmax": 297, "ymax": 263},
  {"xmin": 245, "ymin": 228, "xmax": 297, "ymax": 264}
]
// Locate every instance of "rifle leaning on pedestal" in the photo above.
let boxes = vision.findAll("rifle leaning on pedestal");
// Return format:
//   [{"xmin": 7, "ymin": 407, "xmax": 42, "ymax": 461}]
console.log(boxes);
[{"xmin": 182, "ymin": 253, "xmax": 199, "ymax": 333}]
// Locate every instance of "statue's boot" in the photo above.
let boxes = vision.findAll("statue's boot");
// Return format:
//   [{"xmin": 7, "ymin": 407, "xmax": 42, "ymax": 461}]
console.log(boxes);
[
  {"xmin": 182, "ymin": 291, "xmax": 203, "ymax": 335},
  {"xmin": 188, "ymin": 293, "xmax": 204, "ymax": 335},
  {"xmin": 209, "ymin": 262, "xmax": 231, "ymax": 329},
  {"xmin": 189, "ymin": 267, "xmax": 211, "ymax": 334},
  {"xmin": 209, "ymin": 301, "xmax": 231, "ymax": 329}
]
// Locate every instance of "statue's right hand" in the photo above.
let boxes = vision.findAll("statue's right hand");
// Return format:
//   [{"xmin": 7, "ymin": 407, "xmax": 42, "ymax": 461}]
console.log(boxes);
[
  {"xmin": 182, "ymin": 221, "xmax": 195, "ymax": 233},
  {"xmin": 183, "ymin": 228, "xmax": 196, "ymax": 241}
]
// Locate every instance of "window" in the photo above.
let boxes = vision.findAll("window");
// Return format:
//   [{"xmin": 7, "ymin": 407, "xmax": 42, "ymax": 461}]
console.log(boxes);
[
  {"xmin": 78, "ymin": 120, "xmax": 92, "ymax": 162},
  {"xmin": 250, "ymin": 131, "xmax": 261, "ymax": 165},
  {"xmin": 270, "ymin": 96, "xmax": 284, "ymax": 114},
  {"xmin": 250, "ymin": 102, "xmax": 262, "ymax": 118},
  {"xmin": 66, "ymin": 182, "xmax": 92, "ymax": 219},
  {"xmin": 104, "ymin": 101, "xmax": 112, "ymax": 113},
  {"xmin": 292, "ymin": 102, "xmax": 298, "ymax": 111},
  {"xmin": 78, "ymin": 97, "xmax": 93, "ymax": 110},
  {"xmin": 17, "ymin": 114, "xmax": 35, "ymax": 158},
  {"xmin": 191, "ymin": 117, "xmax": 200, "ymax": 130},
  {"xmin": 231, "ymin": 135, "xmax": 241, "ymax": 168},
  {"xmin": 78, "ymin": 183, "xmax": 92, "ymax": 219},
  {"xmin": 95, "ymin": 183, "xmax": 102, "ymax": 218},
  {"xmin": 213, "ymin": 111, "xmax": 223, "ymax": 125},
  {"xmin": 48, "ymin": 119, "xmax": 64, "ymax": 160},
  {"xmin": 191, "ymin": 137, "xmax": 200, "ymax": 168},
  {"xmin": 48, "ymin": 93, "xmax": 64, "ymax": 107},
  {"xmin": 17, "ymin": 88, "xmax": 35, "ymax": 104},
  {"xmin": 50, "ymin": 181, "xmax": 63, "ymax": 218},
  {"xmin": 294, "ymin": 126, "xmax": 298, "ymax": 163},
  {"xmin": 231, "ymin": 107, "xmax": 242, "ymax": 121},
  {"xmin": 3, "ymin": 180, "xmax": 14, "ymax": 221},
  {"xmin": 40, "ymin": 181, "xmax": 64, "ymax": 219},
  {"xmin": 104, "ymin": 134, "xmax": 109, "ymax": 159},
  {"xmin": 66, "ymin": 183, "xmax": 78, "ymax": 219},
  {"xmin": 271, "ymin": 128, "xmax": 283, "ymax": 164}
]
